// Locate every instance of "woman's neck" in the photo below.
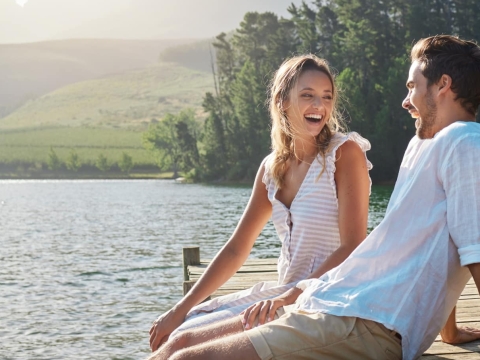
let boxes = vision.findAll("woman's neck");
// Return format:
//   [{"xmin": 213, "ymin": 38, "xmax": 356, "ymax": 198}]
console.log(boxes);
[{"xmin": 292, "ymin": 137, "xmax": 317, "ymax": 163}]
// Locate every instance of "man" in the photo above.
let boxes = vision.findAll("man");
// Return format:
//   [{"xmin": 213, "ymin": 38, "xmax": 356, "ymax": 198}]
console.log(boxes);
[{"xmin": 150, "ymin": 35, "xmax": 480, "ymax": 360}]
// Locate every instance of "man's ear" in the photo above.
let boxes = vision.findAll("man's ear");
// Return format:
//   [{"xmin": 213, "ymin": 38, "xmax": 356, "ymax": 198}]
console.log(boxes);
[{"xmin": 438, "ymin": 74, "xmax": 452, "ymax": 94}]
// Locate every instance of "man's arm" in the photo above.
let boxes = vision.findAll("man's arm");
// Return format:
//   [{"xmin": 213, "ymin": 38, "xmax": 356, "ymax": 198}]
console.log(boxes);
[
  {"xmin": 440, "ymin": 132, "xmax": 480, "ymax": 344},
  {"xmin": 467, "ymin": 263, "xmax": 480, "ymax": 294},
  {"xmin": 440, "ymin": 263, "xmax": 480, "ymax": 344}
]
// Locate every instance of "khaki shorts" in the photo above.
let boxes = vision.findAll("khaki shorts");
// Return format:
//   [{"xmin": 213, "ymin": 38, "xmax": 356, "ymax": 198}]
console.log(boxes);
[{"xmin": 244, "ymin": 310, "xmax": 402, "ymax": 360}]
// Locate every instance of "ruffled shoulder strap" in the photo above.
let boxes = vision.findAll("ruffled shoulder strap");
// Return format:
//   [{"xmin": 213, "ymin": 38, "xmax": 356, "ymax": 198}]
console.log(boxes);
[
  {"xmin": 325, "ymin": 132, "xmax": 373, "ymax": 197},
  {"xmin": 261, "ymin": 153, "xmax": 275, "ymax": 189},
  {"xmin": 327, "ymin": 132, "xmax": 373, "ymax": 171}
]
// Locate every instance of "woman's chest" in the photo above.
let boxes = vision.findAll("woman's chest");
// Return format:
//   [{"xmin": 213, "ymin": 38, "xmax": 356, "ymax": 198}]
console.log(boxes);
[{"xmin": 275, "ymin": 161, "xmax": 312, "ymax": 209}]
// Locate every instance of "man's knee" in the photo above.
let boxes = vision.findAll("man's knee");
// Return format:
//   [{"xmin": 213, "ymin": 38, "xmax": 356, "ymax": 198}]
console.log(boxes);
[
  {"xmin": 169, "ymin": 330, "xmax": 194, "ymax": 353},
  {"xmin": 169, "ymin": 348, "xmax": 194, "ymax": 360}
]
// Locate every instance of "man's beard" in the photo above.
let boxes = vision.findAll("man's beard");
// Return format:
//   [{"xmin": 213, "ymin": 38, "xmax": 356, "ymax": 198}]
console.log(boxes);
[{"xmin": 416, "ymin": 89, "xmax": 437, "ymax": 139}]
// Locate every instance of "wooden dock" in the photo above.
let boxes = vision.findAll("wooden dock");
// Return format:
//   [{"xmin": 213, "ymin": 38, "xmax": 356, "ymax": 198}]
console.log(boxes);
[{"xmin": 182, "ymin": 247, "xmax": 480, "ymax": 358}]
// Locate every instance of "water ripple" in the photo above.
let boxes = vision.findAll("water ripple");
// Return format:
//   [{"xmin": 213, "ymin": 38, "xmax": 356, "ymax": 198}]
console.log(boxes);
[{"xmin": 0, "ymin": 180, "xmax": 391, "ymax": 359}]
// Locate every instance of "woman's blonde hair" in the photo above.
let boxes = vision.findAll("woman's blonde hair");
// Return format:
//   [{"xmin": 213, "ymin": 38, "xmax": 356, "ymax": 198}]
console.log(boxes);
[{"xmin": 268, "ymin": 54, "xmax": 345, "ymax": 188}]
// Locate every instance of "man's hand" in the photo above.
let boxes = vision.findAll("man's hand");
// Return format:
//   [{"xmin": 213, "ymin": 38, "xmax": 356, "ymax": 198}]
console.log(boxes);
[{"xmin": 240, "ymin": 286, "xmax": 303, "ymax": 330}]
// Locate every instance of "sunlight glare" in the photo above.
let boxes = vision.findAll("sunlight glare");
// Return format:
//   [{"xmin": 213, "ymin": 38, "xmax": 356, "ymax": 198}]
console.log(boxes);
[{"xmin": 16, "ymin": 0, "xmax": 28, "ymax": 7}]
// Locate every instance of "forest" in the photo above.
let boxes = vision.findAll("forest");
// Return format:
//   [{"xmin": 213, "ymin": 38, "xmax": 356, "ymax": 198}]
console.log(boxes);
[{"xmin": 145, "ymin": 0, "xmax": 480, "ymax": 183}]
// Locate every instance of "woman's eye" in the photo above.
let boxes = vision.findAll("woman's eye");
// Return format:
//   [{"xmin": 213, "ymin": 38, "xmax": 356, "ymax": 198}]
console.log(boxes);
[
  {"xmin": 323, "ymin": 96, "xmax": 332, "ymax": 100},
  {"xmin": 302, "ymin": 93, "xmax": 313, "ymax": 98}
]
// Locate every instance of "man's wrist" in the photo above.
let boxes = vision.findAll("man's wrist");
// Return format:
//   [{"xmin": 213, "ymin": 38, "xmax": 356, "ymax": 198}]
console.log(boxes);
[{"xmin": 440, "ymin": 324, "xmax": 459, "ymax": 343}]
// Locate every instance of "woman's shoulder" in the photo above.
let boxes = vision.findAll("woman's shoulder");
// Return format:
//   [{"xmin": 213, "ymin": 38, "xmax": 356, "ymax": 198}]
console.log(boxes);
[
  {"xmin": 261, "ymin": 152, "xmax": 275, "ymax": 171},
  {"xmin": 325, "ymin": 132, "xmax": 373, "ymax": 171},
  {"xmin": 261, "ymin": 152, "xmax": 276, "ymax": 187},
  {"xmin": 329, "ymin": 132, "xmax": 371, "ymax": 155}
]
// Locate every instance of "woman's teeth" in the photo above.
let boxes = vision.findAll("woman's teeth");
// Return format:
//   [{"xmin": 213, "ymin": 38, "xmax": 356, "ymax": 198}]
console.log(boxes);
[{"xmin": 305, "ymin": 114, "xmax": 323, "ymax": 123}]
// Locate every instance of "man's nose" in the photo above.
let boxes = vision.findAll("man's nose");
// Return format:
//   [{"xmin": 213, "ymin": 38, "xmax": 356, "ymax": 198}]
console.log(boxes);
[{"xmin": 402, "ymin": 95, "xmax": 410, "ymax": 110}]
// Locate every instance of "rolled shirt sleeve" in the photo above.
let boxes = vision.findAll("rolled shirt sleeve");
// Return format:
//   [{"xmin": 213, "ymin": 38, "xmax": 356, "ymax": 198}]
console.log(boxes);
[
  {"xmin": 442, "ymin": 133, "xmax": 480, "ymax": 266},
  {"xmin": 296, "ymin": 278, "xmax": 318, "ymax": 291}
]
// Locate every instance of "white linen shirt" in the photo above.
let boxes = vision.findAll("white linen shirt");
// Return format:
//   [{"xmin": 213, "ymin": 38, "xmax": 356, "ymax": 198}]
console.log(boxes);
[{"xmin": 294, "ymin": 121, "xmax": 480, "ymax": 360}]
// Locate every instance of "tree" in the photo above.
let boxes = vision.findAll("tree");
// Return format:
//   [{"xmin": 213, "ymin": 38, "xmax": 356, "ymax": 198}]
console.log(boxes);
[
  {"xmin": 143, "ymin": 109, "xmax": 200, "ymax": 178},
  {"xmin": 66, "ymin": 149, "xmax": 81, "ymax": 172},
  {"xmin": 230, "ymin": 60, "xmax": 270, "ymax": 179},
  {"xmin": 194, "ymin": 2, "xmax": 479, "ymax": 183},
  {"xmin": 198, "ymin": 11, "xmax": 297, "ymax": 181},
  {"xmin": 96, "ymin": 153, "xmax": 110, "ymax": 172},
  {"xmin": 47, "ymin": 147, "xmax": 61, "ymax": 170},
  {"xmin": 200, "ymin": 92, "xmax": 228, "ymax": 180},
  {"xmin": 118, "ymin": 152, "xmax": 134, "ymax": 174}
]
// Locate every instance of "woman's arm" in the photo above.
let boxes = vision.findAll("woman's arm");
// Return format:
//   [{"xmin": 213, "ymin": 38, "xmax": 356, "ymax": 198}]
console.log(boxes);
[
  {"xmin": 149, "ymin": 160, "xmax": 272, "ymax": 351},
  {"xmin": 309, "ymin": 140, "xmax": 370, "ymax": 279}
]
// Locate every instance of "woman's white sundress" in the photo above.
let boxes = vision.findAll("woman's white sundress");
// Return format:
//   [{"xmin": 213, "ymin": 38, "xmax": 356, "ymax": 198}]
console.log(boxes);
[{"xmin": 171, "ymin": 132, "xmax": 372, "ymax": 335}]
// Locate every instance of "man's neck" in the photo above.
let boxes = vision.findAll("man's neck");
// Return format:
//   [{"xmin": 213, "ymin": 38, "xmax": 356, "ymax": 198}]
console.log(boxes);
[{"xmin": 431, "ymin": 104, "xmax": 475, "ymax": 137}]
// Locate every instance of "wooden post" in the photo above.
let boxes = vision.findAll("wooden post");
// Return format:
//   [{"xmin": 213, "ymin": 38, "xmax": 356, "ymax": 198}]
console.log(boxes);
[
  {"xmin": 182, "ymin": 246, "xmax": 200, "ymax": 296},
  {"xmin": 182, "ymin": 247, "xmax": 210, "ymax": 299},
  {"xmin": 183, "ymin": 246, "xmax": 200, "ymax": 281}
]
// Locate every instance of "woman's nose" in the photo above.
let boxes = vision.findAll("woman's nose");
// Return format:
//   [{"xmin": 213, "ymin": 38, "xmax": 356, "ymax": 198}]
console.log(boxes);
[{"xmin": 313, "ymin": 97, "xmax": 323, "ymax": 109}]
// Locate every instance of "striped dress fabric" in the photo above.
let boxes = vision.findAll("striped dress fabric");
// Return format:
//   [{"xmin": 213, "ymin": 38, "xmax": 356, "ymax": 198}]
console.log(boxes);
[{"xmin": 172, "ymin": 132, "xmax": 372, "ymax": 335}]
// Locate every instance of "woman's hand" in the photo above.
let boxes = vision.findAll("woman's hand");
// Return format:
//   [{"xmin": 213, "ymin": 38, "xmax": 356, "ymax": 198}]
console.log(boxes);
[
  {"xmin": 241, "ymin": 286, "xmax": 303, "ymax": 330},
  {"xmin": 149, "ymin": 307, "xmax": 187, "ymax": 352}
]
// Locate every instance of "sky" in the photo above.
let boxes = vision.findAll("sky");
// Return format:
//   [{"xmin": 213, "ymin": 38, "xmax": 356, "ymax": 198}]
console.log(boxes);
[{"xmin": 0, "ymin": 0, "xmax": 308, "ymax": 44}]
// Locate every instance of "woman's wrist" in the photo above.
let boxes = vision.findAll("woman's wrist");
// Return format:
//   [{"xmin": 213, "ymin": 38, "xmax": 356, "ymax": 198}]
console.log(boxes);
[{"xmin": 174, "ymin": 297, "xmax": 194, "ymax": 316}]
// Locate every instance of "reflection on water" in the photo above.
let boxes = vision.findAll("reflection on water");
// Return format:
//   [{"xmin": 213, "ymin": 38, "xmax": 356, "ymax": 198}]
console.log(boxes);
[
  {"xmin": 368, "ymin": 185, "xmax": 394, "ymax": 233},
  {"xmin": 0, "ymin": 180, "xmax": 392, "ymax": 359}
]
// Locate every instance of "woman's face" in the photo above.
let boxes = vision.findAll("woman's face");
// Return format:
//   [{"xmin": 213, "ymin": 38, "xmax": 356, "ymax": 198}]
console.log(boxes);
[{"xmin": 284, "ymin": 69, "xmax": 333, "ymax": 138}]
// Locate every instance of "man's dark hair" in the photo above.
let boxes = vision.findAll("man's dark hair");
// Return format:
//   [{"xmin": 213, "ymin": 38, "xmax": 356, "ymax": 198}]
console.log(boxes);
[{"xmin": 411, "ymin": 35, "xmax": 480, "ymax": 115}]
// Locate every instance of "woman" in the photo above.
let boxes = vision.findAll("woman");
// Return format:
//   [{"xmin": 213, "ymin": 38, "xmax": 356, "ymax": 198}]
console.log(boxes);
[{"xmin": 149, "ymin": 54, "xmax": 372, "ymax": 352}]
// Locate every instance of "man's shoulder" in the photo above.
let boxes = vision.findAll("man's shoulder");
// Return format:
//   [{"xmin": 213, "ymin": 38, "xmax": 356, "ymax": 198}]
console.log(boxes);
[
  {"xmin": 436, "ymin": 121, "xmax": 480, "ymax": 143},
  {"xmin": 435, "ymin": 122, "xmax": 480, "ymax": 179}
]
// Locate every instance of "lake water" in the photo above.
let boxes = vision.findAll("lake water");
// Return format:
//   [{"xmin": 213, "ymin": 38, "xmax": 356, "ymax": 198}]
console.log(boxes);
[{"xmin": 0, "ymin": 180, "xmax": 392, "ymax": 360}]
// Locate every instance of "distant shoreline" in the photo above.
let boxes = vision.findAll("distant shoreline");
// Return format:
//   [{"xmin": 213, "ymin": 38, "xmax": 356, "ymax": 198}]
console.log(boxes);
[
  {"xmin": 0, "ymin": 171, "xmax": 394, "ymax": 186},
  {"xmin": 0, "ymin": 170, "xmax": 174, "ymax": 181}
]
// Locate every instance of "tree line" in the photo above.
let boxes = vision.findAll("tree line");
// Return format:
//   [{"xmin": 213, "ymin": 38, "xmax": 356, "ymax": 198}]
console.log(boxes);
[
  {"xmin": 46, "ymin": 147, "xmax": 134, "ymax": 174},
  {"xmin": 144, "ymin": 0, "xmax": 480, "ymax": 183}
]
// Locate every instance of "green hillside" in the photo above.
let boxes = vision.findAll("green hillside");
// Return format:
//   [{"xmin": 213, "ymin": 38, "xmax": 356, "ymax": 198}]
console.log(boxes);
[
  {"xmin": 0, "ymin": 38, "xmax": 199, "ymax": 116},
  {"xmin": 0, "ymin": 61, "xmax": 214, "ymax": 173},
  {"xmin": 0, "ymin": 62, "xmax": 213, "ymax": 130},
  {"xmin": 160, "ymin": 39, "xmax": 214, "ymax": 73}
]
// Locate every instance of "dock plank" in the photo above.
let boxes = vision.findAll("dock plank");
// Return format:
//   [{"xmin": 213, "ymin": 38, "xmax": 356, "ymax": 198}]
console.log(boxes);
[{"xmin": 186, "ymin": 258, "xmax": 480, "ymax": 358}]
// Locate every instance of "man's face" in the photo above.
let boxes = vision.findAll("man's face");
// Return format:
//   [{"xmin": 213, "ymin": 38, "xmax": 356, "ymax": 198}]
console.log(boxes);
[{"xmin": 402, "ymin": 61, "xmax": 437, "ymax": 139}]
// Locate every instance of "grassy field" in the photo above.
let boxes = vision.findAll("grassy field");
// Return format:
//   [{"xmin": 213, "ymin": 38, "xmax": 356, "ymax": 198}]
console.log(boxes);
[
  {"xmin": 0, "ymin": 61, "xmax": 213, "ymax": 171},
  {"xmin": 0, "ymin": 127, "xmax": 154, "ymax": 165},
  {"xmin": 0, "ymin": 39, "xmax": 215, "ymax": 177},
  {"xmin": 0, "ymin": 62, "xmax": 213, "ymax": 130},
  {"xmin": 0, "ymin": 38, "xmax": 199, "ymax": 113}
]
